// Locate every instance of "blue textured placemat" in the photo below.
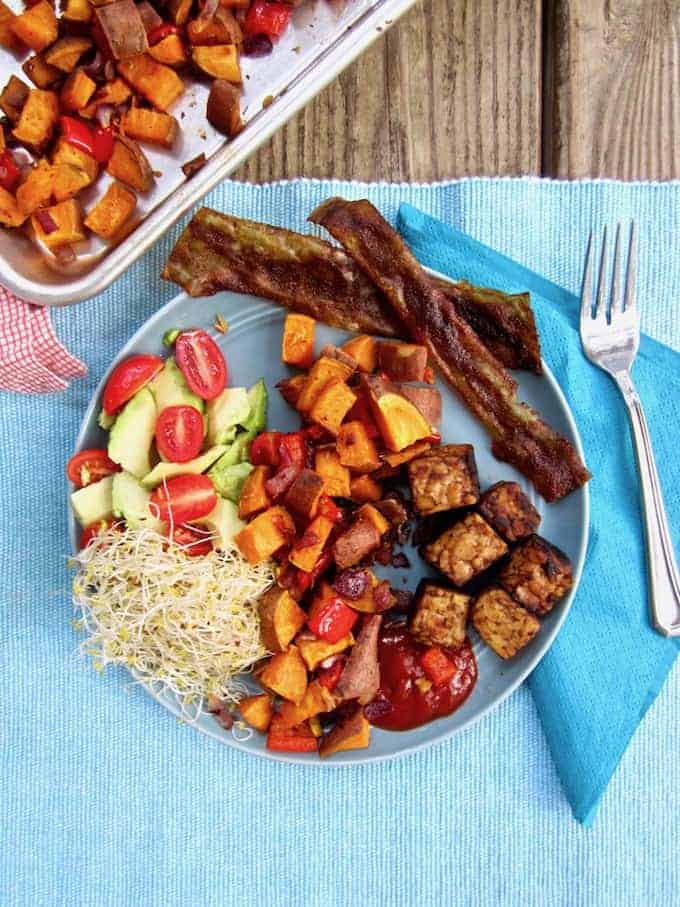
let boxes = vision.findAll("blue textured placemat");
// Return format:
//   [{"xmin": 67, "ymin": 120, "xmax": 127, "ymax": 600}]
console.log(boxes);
[{"xmin": 2, "ymin": 178, "xmax": 680, "ymax": 907}]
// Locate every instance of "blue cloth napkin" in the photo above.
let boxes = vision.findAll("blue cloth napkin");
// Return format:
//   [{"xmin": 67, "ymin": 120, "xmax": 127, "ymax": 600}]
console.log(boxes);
[
  {"xmin": 397, "ymin": 202, "xmax": 680, "ymax": 825},
  {"xmin": 4, "ymin": 179, "xmax": 680, "ymax": 907}
]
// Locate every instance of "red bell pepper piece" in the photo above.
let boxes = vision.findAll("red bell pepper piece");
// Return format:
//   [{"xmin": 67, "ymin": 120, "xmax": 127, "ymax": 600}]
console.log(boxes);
[
  {"xmin": 250, "ymin": 431, "xmax": 282, "ymax": 466},
  {"xmin": 266, "ymin": 717, "xmax": 317, "ymax": 753},
  {"xmin": 60, "ymin": 116, "xmax": 96, "ymax": 158},
  {"xmin": 92, "ymin": 126, "xmax": 114, "ymax": 164},
  {"xmin": 316, "ymin": 656, "xmax": 346, "ymax": 692},
  {"xmin": 277, "ymin": 431, "xmax": 306, "ymax": 468},
  {"xmin": 419, "ymin": 646, "xmax": 457, "ymax": 686},
  {"xmin": 317, "ymin": 494, "xmax": 343, "ymax": 524},
  {"xmin": 308, "ymin": 593, "xmax": 358, "ymax": 644},
  {"xmin": 244, "ymin": 0, "xmax": 291, "ymax": 39},
  {"xmin": 147, "ymin": 23, "xmax": 180, "ymax": 46},
  {"xmin": 0, "ymin": 150, "xmax": 21, "ymax": 193}
]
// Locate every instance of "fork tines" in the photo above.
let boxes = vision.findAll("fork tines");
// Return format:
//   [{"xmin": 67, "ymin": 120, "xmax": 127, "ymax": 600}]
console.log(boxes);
[{"xmin": 581, "ymin": 222, "xmax": 638, "ymax": 324}]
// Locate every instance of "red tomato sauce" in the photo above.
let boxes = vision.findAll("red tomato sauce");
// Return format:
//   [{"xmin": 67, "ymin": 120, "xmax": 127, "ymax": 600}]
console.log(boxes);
[{"xmin": 364, "ymin": 623, "xmax": 477, "ymax": 731}]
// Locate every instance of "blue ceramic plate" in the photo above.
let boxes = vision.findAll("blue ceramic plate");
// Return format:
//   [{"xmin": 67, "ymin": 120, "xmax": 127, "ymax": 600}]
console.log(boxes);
[{"xmin": 69, "ymin": 272, "xmax": 589, "ymax": 764}]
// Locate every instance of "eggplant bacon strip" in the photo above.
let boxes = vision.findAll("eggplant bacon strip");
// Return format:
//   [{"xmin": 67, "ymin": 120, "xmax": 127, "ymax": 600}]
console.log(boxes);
[
  {"xmin": 162, "ymin": 208, "xmax": 542, "ymax": 373},
  {"xmin": 309, "ymin": 198, "xmax": 590, "ymax": 502}
]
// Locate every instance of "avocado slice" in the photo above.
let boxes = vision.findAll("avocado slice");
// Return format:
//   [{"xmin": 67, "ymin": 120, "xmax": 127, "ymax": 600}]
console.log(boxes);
[
  {"xmin": 208, "ymin": 429, "xmax": 255, "ymax": 477},
  {"xmin": 162, "ymin": 328, "xmax": 181, "ymax": 348},
  {"xmin": 199, "ymin": 497, "xmax": 244, "ymax": 550},
  {"xmin": 150, "ymin": 356, "xmax": 204, "ymax": 414},
  {"xmin": 98, "ymin": 408, "xmax": 115, "ymax": 431},
  {"xmin": 112, "ymin": 471, "xmax": 164, "ymax": 532},
  {"xmin": 71, "ymin": 475, "xmax": 114, "ymax": 528},
  {"xmin": 207, "ymin": 386, "xmax": 250, "ymax": 446},
  {"xmin": 209, "ymin": 460, "xmax": 253, "ymax": 503},
  {"xmin": 241, "ymin": 379, "xmax": 267, "ymax": 434},
  {"xmin": 141, "ymin": 444, "xmax": 227, "ymax": 488},
  {"xmin": 108, "ymin": 387, "xmax": 157, "ymax": 479}
]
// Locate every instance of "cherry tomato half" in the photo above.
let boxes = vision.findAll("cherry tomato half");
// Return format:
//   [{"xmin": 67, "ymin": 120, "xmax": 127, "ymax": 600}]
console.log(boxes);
[
  {"xmin": 102, "ymin": 354, "xmax": 164, "ymax": 415},
  {"xmin": 80, "ymin": 519, "xmax": 114, "ymax": 549},
  {"xmin": 67, "ymin": 448, "xmax": 121, "ymax": 487},
  {"xmin": 175, "ymin": 330, "xmax": 227, "ymax": 401},
  {"xmin": 155, "ymin": 405, "xmax": 204, "ymax": 463},
  {"xmin": 149, "ymin": 474, "xmax": 216, "ymax": 524},
  {"xmin": 168, "ymin": 524, "xmax": 213, "ymax": 557}
]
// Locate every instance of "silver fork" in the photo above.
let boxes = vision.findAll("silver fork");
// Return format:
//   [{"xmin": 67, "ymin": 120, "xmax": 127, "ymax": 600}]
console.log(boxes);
[{"xmin": 580, "ymin": 223, "xmax": 680, "ymax": 636}]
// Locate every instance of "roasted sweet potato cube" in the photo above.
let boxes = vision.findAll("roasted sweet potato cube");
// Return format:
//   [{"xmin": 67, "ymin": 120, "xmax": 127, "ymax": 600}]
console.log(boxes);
[
  {"xmin": 284, "ymin": 468, "xmax": 325, "ymax": 520},
  {"xmin": 472, "ymin": 586, "xmax": 540, "ymax": 658},
  {"xmin": 84, "ymin": 182, "xmax": 137, "ymax": 240},
  {"xmin": 52, "ymin": 163, "xmax": 91, "ymax": 203},
  {"xmin": 258, "ymin": 645, "xmax": 308, "ymax": 704},
  {"xmin": 377, "ymin": 341, "xmax": 428, "ymax": 381},
  {"xmin": 61, "ymin": 0, "xmax": 92, "ymax": 23},
  {"xmin": 258, "ymin": 585, "xmax": 307, "ymax": 652},
  {"xmin": 277, "ymin": 374, "xmax": 307, "ymax": 408},
  {"xmin": 337, "ymin": 421, "xmax": 380, "ymax": 472},
  {"xmin": 79, "ymin": 79, "xmax": 131, "ymax": 118},
  {"xmin": 356, "ymin": 504, "xmax": 390, "ymax": 537},
  {"xmin": 363, "ymin": 374, "xmax": 432, "ymax": 452},
  {"xmin": 383, "ymin": 440, "xmax": 432, "ymax": 470},
  {"xmin": 288, "ymin": 515, "xmax": 334, "ymax": 572},
  {"xmin": 92, "ymin": 0, "xmax": 148, "ymax": 61},
  {"xmin": 32, "ymin": 199, "xmax": 85, "ymax": 248},
  {"xmin": 187, "ymin": 8, "xmax": 242, "ymax": 45},
  {"xmin": 499, "ymin": 535, "xmax": 573, "ymax": 614},
  {"xmin": 281, "ymin": 313, "xmax": 315, "ymax": 368},
  {"xmin": 478, "ymin": 481, "xmax": 540, "ymax": 542},
  {"xmin": 350, "ymin": 474, "xmax": 382, "ymax": 503},
  {"xmin": 0, "ymin": 186, "xmax": 25, "ymax": 228},
  {"xmin": 276, "ymin": 679, "xmax": 336, "ymax": 730},
  {"xmin": 345, "ymin": 393, "xmax": 380, "ymax": 439},
  {"xmin": 235, "ymin": 505, "xmax": 295, "ymax": 565},
  {"xmin": 44, "ymin": 36, "xmax": 92, "ymax": 72},
  {"xmin": 238, "ymin": 693, "xmax": 273, "ymax": 732},
  {"xmin": 206, "ymin": 78, "xmax": 243, "ymax": 137},
  {"xmin": 12, "ymin": 88, "xmax": 58, "ymax": 152},
  {"xmin": 118, "ymin": 54, "xmax": 184, "ymax": 111},
  {"xmin": 315, "ymin": 448, "xmax": 351, "ymax": 498},
  {"xmin": 167, "ymin": 0, "xmax": 193, "ymax": 25},
  {"xmin": 297, "ymin": 633, "xmax": 354, "ymax": 671},
  {"xmin": 411, "ymin": 582, "xmax": 471, "ymax": 649},
  {"xmin": 192, "ymin": 44, "xmax": 241, "ymax": 82},
  {"xmin": 22, "ymin": 54, "xmax": 61, "ymax": 89},
  {"xmin": 341, "ymin": 334, "xmax": 376, "ymax": 372},
  {"xmin": 60, "ymin": 70, "xmax": 96, "ymax": 112},
  {"xmin": 107, "ymin": 136, "xmax": 154, "ymax": 193},
  {"xmin": 52, "ymin": 137, "xmax": 98, "ymax": 184},
  {"xmin": 16, "ymin": 159, "xmax": 52, "ymax": 214},
  {"xmin": 333, "ymin": 515, "xmax": 381, "ymax": 570},
  {"xmin": 238, "ymin": 465, "xmax": 271, "ymax": 519},
  {"xmin": 319, "ymin": 344, "xmax": 357, "ymax": 372},
  {"xmin": 0, "ymin": 1, "xmax": 20, "ymax": 52},
  {"xmin": 121, "ymin": 108, "xmax": 178, "ymax": 148},
  {"xmin": 11, "ymin": 1, "xmax": 57, "ymax": 52},
  {"xmin": 309, "ymin": 379, "xmax": 356, "ymax": 436},
  {"xmin": 148, "ymin": 33, "xmax": 188, "ymax": 67},
  {"xmin": 296, "ymin": 356, "xmax": 353, "ymax": 413},
  {"xmin": 319, "ymin": 706, "xmax": 370, "ymax": 758},
  {"xmin": 397, "ymin": 385, "xmax": 442, "ymax": 427},
  {"xmin": 0, "ymin": 76, "xmax": 29, "ymax": 123},
  {"xmin": 408, "ymin": 444, "xmax": 480, "ymax": 516},
  {"xmin": 424, "ymin": 513, "xmax": 508, "ymax": 587}
]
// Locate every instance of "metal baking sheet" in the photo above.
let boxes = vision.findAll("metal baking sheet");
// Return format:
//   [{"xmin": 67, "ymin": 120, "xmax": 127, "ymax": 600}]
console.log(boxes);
[{"xmin": 0, "ymin": 0, "xmax": 418, "ymax": 305}]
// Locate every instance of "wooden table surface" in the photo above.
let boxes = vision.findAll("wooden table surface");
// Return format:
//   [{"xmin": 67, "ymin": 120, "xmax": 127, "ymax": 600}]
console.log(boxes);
[{"xmin": 236, "ymin": 0, "xmax": 680, "ymax": 182}]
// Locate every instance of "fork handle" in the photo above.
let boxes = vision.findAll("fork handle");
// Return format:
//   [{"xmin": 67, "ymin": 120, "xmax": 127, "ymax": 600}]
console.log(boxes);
[{"xmin": 615, "ymin": 371, "xmax": 680, "ymax": 636}]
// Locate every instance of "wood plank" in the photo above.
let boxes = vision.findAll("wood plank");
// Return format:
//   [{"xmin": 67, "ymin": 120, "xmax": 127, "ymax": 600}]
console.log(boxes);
[
  {"xmin": 235, "ymin": 0, "xmax": 542, "ymax": 182},
  {"xmin": 543, "ymin": 0, "xmax": 680, "ymax": 179}
]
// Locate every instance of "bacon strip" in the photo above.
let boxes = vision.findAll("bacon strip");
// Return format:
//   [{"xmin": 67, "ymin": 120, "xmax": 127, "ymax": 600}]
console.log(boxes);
[
  {"xmin": 309, "ymin": 198, "xmax": 590, "ymax": 502},
  {"xmin": 162, "ymin": 208, "xmax": 541, "ymax": 372}
]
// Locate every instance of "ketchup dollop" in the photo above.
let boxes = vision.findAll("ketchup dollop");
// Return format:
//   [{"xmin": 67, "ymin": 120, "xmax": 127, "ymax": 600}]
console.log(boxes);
[{"xmin": 364, "ymin": 623, "xmax": 477, "ymax": 731}]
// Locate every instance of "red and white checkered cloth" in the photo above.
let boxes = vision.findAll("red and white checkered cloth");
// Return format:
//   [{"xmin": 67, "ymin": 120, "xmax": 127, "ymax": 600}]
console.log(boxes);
[{"xmin": 0, "ymin": 286, "xmax": 86, "ymax": 393}]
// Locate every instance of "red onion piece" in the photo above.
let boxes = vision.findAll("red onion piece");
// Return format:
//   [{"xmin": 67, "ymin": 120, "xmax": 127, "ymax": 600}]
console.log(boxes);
[
  {"xmin": 333, "ymin": 568, "xmax": 369, "ymax": 600},
  {"xmin": 242, "ymin": 33, "xmax": 273, "ymax": 57},
  {"xmin": 83, "ymin": 50, "xmax": 105, "ymax": 80},
  {"xmin": 35, "ymin": 209, "xmax": 58, "ymax": 234}
]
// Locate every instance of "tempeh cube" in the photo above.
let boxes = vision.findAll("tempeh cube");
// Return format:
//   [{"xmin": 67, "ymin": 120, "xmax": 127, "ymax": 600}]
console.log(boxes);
[
  {"xmin": 408, "ymin": 444, "xmax": 480, "ymax": 516},
  {"xmin": 410, "ymin": 582, "xmax": 471, "ymax": 649},
  {"xmin": 499, "ymin": 534, "xmax": 573, "ymax": 614},
  {"xmin": 423, "ymin": 513, "xmax": 507, "ymax": 587},
  {"xmin": 478, "ymin": 481, "xmax": 540, "ymax": 542},
  {"xmin": 472, "ymin": 586, "xmax": 540, "ymax": 659}
]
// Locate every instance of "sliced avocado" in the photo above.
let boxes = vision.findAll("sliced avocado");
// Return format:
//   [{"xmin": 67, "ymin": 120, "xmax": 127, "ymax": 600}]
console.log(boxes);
[
  {"xmin": 162, "ymin": 328, "xmax": 181, "ymax": 348},
  {"xmin": 71, "ymin": 475, "xmax": 114, "ymax": 527},
  {"xmin": 150, "ymin": 356, "xmax": 204, "ymax": 414},
  {"xmin": 141, "ymin": 444, "xmax": 227, "ymax": 488},
  {"xmin": 207, "ymin": 386, "xmax": 250, "ymax": 446},
  {"xmin": 209, "ymin": 460, "xmax": 253, "ymax": 503},
  {"xmin": 98, "ymin": 408, "xmax": 115, "ymax": 431},
  {"xmin": 209, "ymin": 428, "xmax": 255, "ymax": 473},
  {"xmin": 241, "ymin": 379, "xmax": 267, "ymax": 434},
  {"xmin": 199, "ymin": 497, "xmax": 244, "ymax": 551},
  {"xmin": 108, "ymin": 387, "xmax": 157, "ymax": 479},
  {"xmin": 112, "ymin": 471, "xmax": 164, "ymax": 532}
]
